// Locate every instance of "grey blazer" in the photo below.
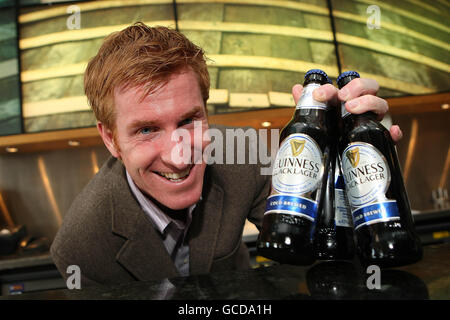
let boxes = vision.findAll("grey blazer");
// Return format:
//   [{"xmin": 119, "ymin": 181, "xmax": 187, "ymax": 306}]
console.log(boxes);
[{"xmin": 50, "ymin": 128, "xmax": 270, "ymax": 287}]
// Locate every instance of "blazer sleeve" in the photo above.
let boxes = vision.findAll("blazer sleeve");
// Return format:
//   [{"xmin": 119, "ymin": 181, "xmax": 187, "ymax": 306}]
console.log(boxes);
[{"xmin": 51, "ymin": 244, "xmax": 102, "ymax": 288}]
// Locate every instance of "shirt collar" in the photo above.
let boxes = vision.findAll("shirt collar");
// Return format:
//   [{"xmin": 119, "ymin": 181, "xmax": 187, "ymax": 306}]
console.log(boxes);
[{"xmin": 126, "ymin": 171, "xmax": 195, "ymax": 235}]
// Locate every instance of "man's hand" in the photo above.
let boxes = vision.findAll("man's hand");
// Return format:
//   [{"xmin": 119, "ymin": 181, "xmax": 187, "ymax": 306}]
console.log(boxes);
[{"xmin": 291, "ymin": 78, "xmax": 403, "ymax": 142}]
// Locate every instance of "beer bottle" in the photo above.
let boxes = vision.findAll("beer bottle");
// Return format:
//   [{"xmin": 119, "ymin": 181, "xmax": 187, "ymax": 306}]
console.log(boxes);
[
  {"xmin": 257, "ymin": 69, "xmax": 332, "ymax": 265},
  {"xmin": 337, "ymin": 71, "xmax": 422, "ymax": 267},
  {"xmin": 333, "ymin": 159, "xmax": 356, "ymax": 258},
  {"xmin": 314, "ymin": 142, "xmax": 355, "ymax": 261}
]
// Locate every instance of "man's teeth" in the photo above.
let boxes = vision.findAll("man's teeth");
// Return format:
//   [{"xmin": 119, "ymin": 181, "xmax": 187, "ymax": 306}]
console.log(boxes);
[{"xmin": 158, "ymin": 168, "xmax": 190, "ymax": 181}]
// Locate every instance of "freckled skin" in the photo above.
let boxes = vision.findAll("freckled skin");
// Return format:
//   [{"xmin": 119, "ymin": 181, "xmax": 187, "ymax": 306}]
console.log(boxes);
[{"xmin": 98, "ymin": 70, "xmax": 210, "ymax": 210}]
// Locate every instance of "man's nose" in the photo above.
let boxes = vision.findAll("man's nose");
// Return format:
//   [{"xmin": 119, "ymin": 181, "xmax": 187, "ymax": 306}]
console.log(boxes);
[{"xmin": 160, "ymin": 129, "xmax": 193, "ymax": 168}]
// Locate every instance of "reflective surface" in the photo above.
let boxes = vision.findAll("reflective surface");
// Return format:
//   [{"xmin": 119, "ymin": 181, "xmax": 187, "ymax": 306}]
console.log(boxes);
[
  {"xmin": 3, "ymin": 243, "xmax": 449, "ymax": 300},
  {"xmin": 393, "ymin": 111, "xmax": 450, "ymax": 211},
  {"xmin": 0, "ymin": 145, "xmax": 110, "ymax": 240}
]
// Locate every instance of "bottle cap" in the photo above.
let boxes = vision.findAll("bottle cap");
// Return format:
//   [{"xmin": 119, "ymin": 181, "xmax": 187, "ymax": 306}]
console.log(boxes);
[
  {"xmin": 304, "ymin": 69, "xmax": 330, "ymax": 85},
  {"xmin": 337, "ymin": 71, "xmax": 360, "ymax": 88},
  {"xmin": 305, "ymin": 69, "xmax": 328, "ymax": 79}
]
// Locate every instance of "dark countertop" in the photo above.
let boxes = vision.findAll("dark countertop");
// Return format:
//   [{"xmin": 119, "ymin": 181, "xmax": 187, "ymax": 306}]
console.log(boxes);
[
  {"xmin": 1, "ymin": 242, "xmax": 449, "ymax": 300},
  {"xmin": 0, "ymin": 252, "xmax": 53, "ymax": 272}
]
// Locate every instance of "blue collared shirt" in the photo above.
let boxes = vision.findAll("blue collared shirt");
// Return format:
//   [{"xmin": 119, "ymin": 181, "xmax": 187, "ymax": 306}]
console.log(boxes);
[{"xmin": 126, "ymin": 171, "xmax": 195, "ymax": 277}]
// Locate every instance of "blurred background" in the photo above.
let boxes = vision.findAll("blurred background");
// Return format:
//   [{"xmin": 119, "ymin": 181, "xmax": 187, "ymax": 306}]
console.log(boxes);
[{"xmin": 0, "ymin": 0, "xmax": 448, "ymax": 295}]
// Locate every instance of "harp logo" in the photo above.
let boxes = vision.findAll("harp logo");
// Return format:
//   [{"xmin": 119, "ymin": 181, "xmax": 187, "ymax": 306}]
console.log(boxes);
[
  {"xmin": 290, "ymin": 139, "xmax": 305, "ymax": 157},
  {"xmin": 342, "ymin": 142, "xmax": 391, "ymax": 207},
  {"xmin": 346, "ymin": 148, "xmax": 360, "ymax": 168}
]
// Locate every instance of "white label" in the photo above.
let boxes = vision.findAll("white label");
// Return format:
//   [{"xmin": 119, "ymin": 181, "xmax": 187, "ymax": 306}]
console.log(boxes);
[
  {"xmin": 341, "ymin": 142, "xmax": 391, "ymax": 207},
  {"xmin": 272, "ymin": 133, "xmax": 324, "ymax": 195},
  {"xmin": 296, "ymin": 83, "xmax": 327, "ymax": 110}
]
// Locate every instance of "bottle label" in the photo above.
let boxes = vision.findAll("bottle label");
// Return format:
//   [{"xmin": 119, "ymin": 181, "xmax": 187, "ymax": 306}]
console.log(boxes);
[
  {"xmin": 352, "ymin": 200, "xmax": 400, "ymax": 229},
  {"xmin": 272, "ymin": 133, "xmax": 324, "ymax": 194},
  {"xmin": 341, "ymin": 142, "xmax": 400, "ymax": 229},
  {"xmin": 334, "ymin": 164, "xmax": 353, "ymax": 227},
  {"xmin": 265, "ymin": 194, "xmax": 317, "ymax": 222},
  {"xmin": 296, "ymin": 83, "xmax": 327, "ymax": 110},
  {"xmin": 266, "ymin": 133, "xmax": 324, "ymax": 221}
]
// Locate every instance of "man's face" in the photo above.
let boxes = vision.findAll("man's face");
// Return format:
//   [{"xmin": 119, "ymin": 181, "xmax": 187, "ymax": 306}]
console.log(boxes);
[{"xmin": 101, "ymin": 70, "xmax": 209, "ymax": 210}]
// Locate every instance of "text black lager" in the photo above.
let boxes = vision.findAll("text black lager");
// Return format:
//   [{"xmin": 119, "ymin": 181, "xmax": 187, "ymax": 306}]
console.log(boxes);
[
  {"xmin": 257, "ymin": 69, "xmax": 332, "ymax": 265},
  {"xmin": 337, "ymin": 71, "xmax": 422, "ymax": 267}
]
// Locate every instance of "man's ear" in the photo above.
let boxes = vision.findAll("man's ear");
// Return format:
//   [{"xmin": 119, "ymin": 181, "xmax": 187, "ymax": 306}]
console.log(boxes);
[{"xmin": 97, "ymin": 122, "xmax": 120, "ymax": 158}]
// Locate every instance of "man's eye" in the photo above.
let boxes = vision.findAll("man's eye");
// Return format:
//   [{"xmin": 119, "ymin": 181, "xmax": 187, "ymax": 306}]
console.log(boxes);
[
  {"xmin": 179, "ymin": 118, "xmax": 193, "ymax": 127},
  {"xmin": 140, "ymin": 127, "xmax": 154, "ymax": 135}
]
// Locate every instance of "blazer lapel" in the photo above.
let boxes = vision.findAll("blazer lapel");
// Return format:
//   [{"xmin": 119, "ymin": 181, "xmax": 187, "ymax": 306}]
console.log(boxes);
[
  {"xmin": 188, "ymin": 166, "xmax": 224, "ymax": 275},
  {"xmin": 109, "ymin": 160, "xmax": 179, "ymax": 281},
  {"xmin": 114, "ymin": 215, "xmax": 179, "ymax": 281}
]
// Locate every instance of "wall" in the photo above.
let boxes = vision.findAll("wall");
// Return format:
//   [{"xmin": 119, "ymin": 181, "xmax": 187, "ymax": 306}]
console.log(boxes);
[
  {"xmin": 0, "ymin": 108, "xmax": 449, "ymax": 242},
  {"xmin": 0, "ymin": 144, "xmax": 109, "ymax": 240}
]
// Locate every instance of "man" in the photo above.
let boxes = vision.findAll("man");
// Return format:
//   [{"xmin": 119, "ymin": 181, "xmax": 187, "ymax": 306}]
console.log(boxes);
[{"xmin": 51, "ymin": 22, "xmax": 402, "ymax": 287}]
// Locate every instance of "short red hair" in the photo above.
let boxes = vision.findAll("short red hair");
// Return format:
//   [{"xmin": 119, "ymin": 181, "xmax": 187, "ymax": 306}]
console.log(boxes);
[{"xmin": 84, "ymin": 22, "xmax": 210, "ymax": 132}]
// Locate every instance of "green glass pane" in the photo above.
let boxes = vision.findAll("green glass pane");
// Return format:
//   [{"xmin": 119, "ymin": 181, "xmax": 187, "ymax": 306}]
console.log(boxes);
[
  {"xmin": 0, "ymin": 6, "xmax": 21, "ymax": 135},
  {"xmin": 331, "ymin": 0, "xmax": 450, "ymax": 97}
]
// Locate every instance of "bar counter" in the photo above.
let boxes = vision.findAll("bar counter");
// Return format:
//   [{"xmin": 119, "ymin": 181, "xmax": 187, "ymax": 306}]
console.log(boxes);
[{"xmin": 1, "ymin": 243, "xmax": 449, "ymax": 300}]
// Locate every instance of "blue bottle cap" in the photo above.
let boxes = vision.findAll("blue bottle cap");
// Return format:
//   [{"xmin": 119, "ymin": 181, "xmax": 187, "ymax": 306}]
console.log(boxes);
[
  {"xmin": 337, "ymin": 71, "xmax": 360, "ymax": 83},
  {"xmin": 305, "ymin": 69, "xmax": 328, "ymax": 79}
]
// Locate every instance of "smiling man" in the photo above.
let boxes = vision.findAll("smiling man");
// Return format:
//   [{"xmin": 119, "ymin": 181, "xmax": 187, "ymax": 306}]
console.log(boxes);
[
  {"xmin": 100, "ymin": 71, "xmax": 209, "ymax": 211},
  {"xmin": 50, "ymin": 23, "xmax": 271, "ymax": 286},
  {"xmin": 51, "ymin": 23, "xmax": 402, "ymax": 287}
]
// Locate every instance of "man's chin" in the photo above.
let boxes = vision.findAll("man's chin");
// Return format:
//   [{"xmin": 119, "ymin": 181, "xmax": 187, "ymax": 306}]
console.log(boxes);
[
  {"xmin": 152, "ymin": 192, "xmax": 202, "ymax": 211},
  {"xmin": 165, "ymin": 198, "xmax": 201, "ymax": 211}
]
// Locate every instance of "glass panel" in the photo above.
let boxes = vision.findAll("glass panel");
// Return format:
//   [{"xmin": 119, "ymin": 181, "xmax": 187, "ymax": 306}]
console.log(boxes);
[
  {"xmin": 18, "ymin": 0, "xmax": 175, "ymax": 132},
  {"xmin": 331, "ymin": 0, "xmax": 450, "ymax": 98},
  {"xmin": 177, "ymin": 0, "xmax": 336, "ymax": 114},
  {"xmin": 0, "ymin": 4, "xmax": 22, "ymax": 135}
]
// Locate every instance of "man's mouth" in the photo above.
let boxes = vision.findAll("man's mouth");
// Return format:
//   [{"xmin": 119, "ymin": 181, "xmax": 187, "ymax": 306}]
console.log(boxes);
[{"xmin": 155, "ymin": 167, "xmax": 191, "ymax": 182}]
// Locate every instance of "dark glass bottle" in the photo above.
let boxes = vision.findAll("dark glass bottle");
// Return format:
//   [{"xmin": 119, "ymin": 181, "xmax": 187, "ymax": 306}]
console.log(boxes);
[
  {"xmin": 314, "ymin": 141, "xmax": 355, "ymax": 261},
  {"xmin": 337, "ymin": 71, "xmax": 422, "ymax": 268},
  {"xmin": 257, "ymin": 69, "xmax": 332, "ymax": 265}
]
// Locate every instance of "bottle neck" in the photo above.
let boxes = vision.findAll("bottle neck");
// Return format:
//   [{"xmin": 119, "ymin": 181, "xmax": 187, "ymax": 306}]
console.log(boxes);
[
  {"xmin": 295, "ymin": 82, "xmax": 328, "ymax": 111},
  {"xmin": 342, "ymin": 111, "xmax": 378, "ymax": 127}
]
